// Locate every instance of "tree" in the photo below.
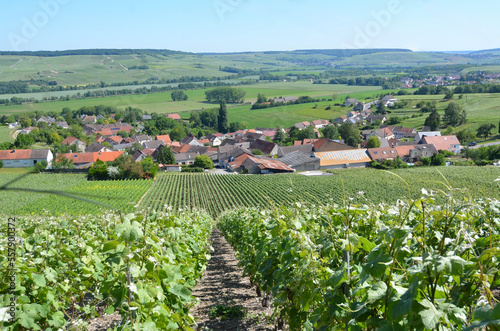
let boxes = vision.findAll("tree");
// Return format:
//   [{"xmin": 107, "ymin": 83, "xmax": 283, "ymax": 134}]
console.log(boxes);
[
  {"xmin": 156, "ymin": 146, "xmax": 176, "ymax": 165},
  {"xmin": 218, "ymin": 100, "xmax": 229, "ymax": 134},
  {"xmin": 256, "ymin": 93, "xmax": 267, "ymax": 104},
  {"xmin": 476, "ymin": 123, "xmax": 496, "ymax": 138},
  {"xmin": 273, "ymin": 126, "xmax": 286, "ymax": 142},
  {"xmin": 339, "ymin": 122, "xmax": 360, "ymax": 147},
  {"xmin": 297, "ymin": 126, "xmax": 316, "ymax": 140},
  {"xmin": 366, "ymin": 136, "xmax": 381, "ymax": 148},
  {"xmin": 376, "ymin": 102, "xmax": 387, "ymax": 114},
  {"xmin": 443, "ymin": 102, "xmax": 464, "ymax": 126},
  {"xmin": 229, "ymin": 122, "xmax": 243, "ymax": 132},
  {"xmin": 444, "ymin": 91, "xmax": 454, "ymax": 100},
  {"xmin": 430, "ymin": 152, "xmax": 445, "ymax": 166},
  {"xmin": 171, "ymin": 90, "xmax": 188, "ymax": 101},
  {"xmin": 251, "ymin": 149, "xmax": 263, "ymax": 155},
  {"xmin": 52, "ymin": 156, "xmax": 75, "ymax": 170},
  {"xmin": 205, "ymin": 87, "xmax": 246, "ymax": 103},
  {"xmin": 193, "ymin": 155, "xmax": 214, "ymax": 169},
  {"xmin": 0, "ymin": 160, "xmax": 3, "ymax": 169},
  {"xmin": 456, "ymin": 128, "xmax": 476, "ymax": 145},
  {"xmin": 170, "ymin": 126, "xmax": 187, "ymax": 141},
  {"xmin": 424, "ymin": 109, "xmax": 441, "ymax": 131},
  {"xmin": 322, "ymin": 125, "xmax": 340, "ymax": 140}
]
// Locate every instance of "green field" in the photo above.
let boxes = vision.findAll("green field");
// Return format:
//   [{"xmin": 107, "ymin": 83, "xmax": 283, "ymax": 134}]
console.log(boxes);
[
  {"xmin": 0, "ymin": 82, "xmax": 381, "ymax": 116},
  {"xmin": 0, "ymin": 126, "xmax": 14, "ymax": 142},
  {"xmin": 390, "ymin": 93, "xmax": 500, "ymax": 133},
  {"xmin": 1, "ymin": 167, "xmax": 498, "ymax": 218}
]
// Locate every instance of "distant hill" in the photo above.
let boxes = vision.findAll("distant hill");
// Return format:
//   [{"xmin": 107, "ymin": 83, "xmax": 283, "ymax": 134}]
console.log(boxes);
[{"xmin": 0, "ymin": 49, "xmax": 191, "ymax": 57}]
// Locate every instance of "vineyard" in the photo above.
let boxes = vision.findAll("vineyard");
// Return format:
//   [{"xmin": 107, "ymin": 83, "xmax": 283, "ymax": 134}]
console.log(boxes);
[
  {"xmin": 219, "ymin": 189, "xmax": 500, "ymax": 330},
  {"xmin": 139, "ymin": 168, "xmax": 500, "ymax": 218},
  {"xmin": 0, "ymin": 210, "xmax": 213, "ymax": 330}
]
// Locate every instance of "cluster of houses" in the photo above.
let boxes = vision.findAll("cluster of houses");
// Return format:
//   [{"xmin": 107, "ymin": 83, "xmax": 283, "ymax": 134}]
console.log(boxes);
[
  {"xmin": 332, "ymin": 95, "xmax": 398, "ymax": 125},
  {"xmin": 1, "ymin": 109, "xmax": 463, "ymax": 174}
]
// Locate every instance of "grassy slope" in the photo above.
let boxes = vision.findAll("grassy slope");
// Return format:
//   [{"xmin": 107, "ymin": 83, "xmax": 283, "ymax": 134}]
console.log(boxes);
[{"xmin": 0, "ymin": 126, "xmax": 14, "ymax": 142}]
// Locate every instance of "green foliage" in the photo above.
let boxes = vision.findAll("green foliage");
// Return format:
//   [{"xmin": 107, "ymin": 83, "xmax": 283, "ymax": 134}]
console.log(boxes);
[
  {"xmin": 205, "ymin": 87, "xmax": 246, "ymax": 103},
  {"xmin": 476, "ymin": 123, "xmax": 496, "ymax": 138},
  {"xmin": 339, "ymin": 122, "xmax": 360, "ymax": 147},
  {"xmin": 273, "ymin": 126, "xmax": 286, "ymax": 142},
  {"xmin": 366, "ymin": 136, "xmax": 381, "ymax": 148},
  {"xmin": 218, "ymin": 100, "xmax": 229, "ymax": 134},
  {"xmin": 424, "ymin": 108, "xmax": 441, "ymax": 131},
  {"xmin": 251, "ymin": 149, "xmax": 263, "ymax": 155},
  {"xmin": 193, "ymin": 155, "xmax": 214, "ymax": 169},
  {"xmin": 431, "ymin": 152, "xmax": 446, "ymax": 166},
  {"xmin": 171, "ymin": 90, "xmax": 188, "ymax": 101},
  {"xmin": 156, "ymin": 146, "xmax": 176, "ymax": 165},
  {"xmin": 0, "ymin": 211, "xmax": 213, "ymax": 329},
  {"xmin": 33, "ymin": 161, "xmax": 47, "ymax": 173},
  {"xmin": 218, "ymin": 192, "xmax": 500, "ymax": 330},
  {"xmin": 0, "ymin": 160, "xmax": 2, "ymax": 168},
  {"xmin": 444, "ymin": 102, "xmax": 466, "ymax": 126}
]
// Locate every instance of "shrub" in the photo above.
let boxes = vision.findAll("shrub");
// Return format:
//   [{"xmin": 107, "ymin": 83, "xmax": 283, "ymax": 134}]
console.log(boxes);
[{"xmin": 34, "ymin": 161, "xmax": 48, "ymax": 173}]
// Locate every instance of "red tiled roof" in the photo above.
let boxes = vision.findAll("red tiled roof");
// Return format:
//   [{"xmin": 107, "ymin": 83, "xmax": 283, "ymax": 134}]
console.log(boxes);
[
  {"xmin": 167, "ymin": 113, "xmax": 181, "ymax": 120},
  {"xmin": 367, "ymin": 147, "xmax": 399, "ymax": 160},
  {"xmin": 245, "ymin": 156, "xmax": 294, "ymax": 172},
  {"xmin": 61, "ymin": 137, "xmax": 77, "ymax": 145},
  {"xmin": 156, "ymin": 135, "xmax": 172, "ymax": 145},
  {"xmin": 394, "ymin": 145, "xmax": 416, "ymax": 158},
  {"xmin": 108, "ymin": 136, "xmax": 123, "ymax": 143},
  {"xmin": 422, "ymin": 135, "xmax": 460, "ymax": 152},
  {"xmin": 0, "ymin": 149, "xmax": 31, "ymax": 160},
  {"xmin": 58, "ymin": 151, "xmax": 123, "ymax": 164}
]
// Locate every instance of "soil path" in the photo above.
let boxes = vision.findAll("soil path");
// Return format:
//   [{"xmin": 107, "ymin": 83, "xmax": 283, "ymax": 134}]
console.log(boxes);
[{"xmin": 191, "ymin": 228, "xmax": 274, "ymax": 331}]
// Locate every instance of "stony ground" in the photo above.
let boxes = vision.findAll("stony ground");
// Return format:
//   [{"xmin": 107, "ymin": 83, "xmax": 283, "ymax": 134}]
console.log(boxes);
[{"xmin": 191, "ymin": 229, "xmax": 275, "ymax": 331}]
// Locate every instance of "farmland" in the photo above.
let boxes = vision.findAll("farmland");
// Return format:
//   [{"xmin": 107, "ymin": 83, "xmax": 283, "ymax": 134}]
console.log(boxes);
[
  {"xmin": 138, "ymin": 167, "xmax": 500, "ymax": 218},
  {"xmin": 1, "ymin": 167, "xmax": 499, "ymax": 218}
]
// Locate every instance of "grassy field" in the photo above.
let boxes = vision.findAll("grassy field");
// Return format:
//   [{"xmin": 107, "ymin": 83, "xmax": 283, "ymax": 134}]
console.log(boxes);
[
  {"xmin": 391, "ymin": 93, "xmax": 500, "ymax": 133},
  {"xmin": 0, "ymin": 126, "xmax": 14, "ymax": 142},
  {"xmin": 0, "ymin": 82, "xmax": 382, "ymax": 116}
]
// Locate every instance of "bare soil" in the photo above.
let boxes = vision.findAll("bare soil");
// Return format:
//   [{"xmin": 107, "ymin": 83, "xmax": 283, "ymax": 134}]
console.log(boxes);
[{"xmin": 191, "ymin": 229, "xmax": 275, "ymax": 331}]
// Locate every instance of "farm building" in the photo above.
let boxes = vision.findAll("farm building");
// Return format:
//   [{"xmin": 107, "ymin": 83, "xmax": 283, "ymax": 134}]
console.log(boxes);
[
  {"xmin": 57, "ymin": 151, "xmax": 123, "ymax": 168},
  {"xmin": 279, "ymin": 151, "xmax": 321, "ymax": 172},
  {"xmin": 315, "ymin": 149, "xmax": 372, "ymax": 169},
  {"xmin": 0, "ymin": 149, "xmax": 53, "ymax": 168}
]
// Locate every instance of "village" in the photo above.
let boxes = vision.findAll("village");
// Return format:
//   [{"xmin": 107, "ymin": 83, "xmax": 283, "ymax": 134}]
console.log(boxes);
[{"xmin": 0, "ymin": 94, "xmax": 464, "ymax": 175}]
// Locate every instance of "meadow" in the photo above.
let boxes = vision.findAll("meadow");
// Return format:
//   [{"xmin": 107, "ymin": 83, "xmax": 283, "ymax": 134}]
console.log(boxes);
[{"xmin": 0, "ymin": 126, "xmax": 13, "ymax": 142}]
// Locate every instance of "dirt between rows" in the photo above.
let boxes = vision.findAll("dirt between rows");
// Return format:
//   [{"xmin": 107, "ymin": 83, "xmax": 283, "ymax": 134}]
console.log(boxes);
[{"xmin": 191, "ymin": 229, "xmax": 275, "ymax": 331}]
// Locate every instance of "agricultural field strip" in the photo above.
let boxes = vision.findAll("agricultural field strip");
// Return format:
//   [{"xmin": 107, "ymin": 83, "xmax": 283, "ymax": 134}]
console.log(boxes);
[{"xmin": 138, "ymin": 168, "xmax": 500, "ymax": 219}]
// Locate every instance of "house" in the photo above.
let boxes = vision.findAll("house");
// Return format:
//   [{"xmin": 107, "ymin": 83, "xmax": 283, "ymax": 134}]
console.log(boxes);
[
  {"xmin": 278, "ymin": 151, "xmax": 321, "ymax": 172},
  {"xmin": 0, "ymin": 149, "xmax": 53, "ymax": 168},
  {"xmin": 19, "ymin": 127, "xmax": 36, "ymax": 135},
  {"xmin": 143, "ymin": 140, "xmax": 165, "ymax": 150},
  {"xmin": 132, "ymin": 148, "xmax": 156, "ymax": 162},
  {"xmin": 345, "ymin": 98, "xmax": 358, "ymax": 107},
  {"xmin": 382, "ymin": 95, "xmax": 398, "ymax": 105},
  {"xmin": 249, "ymin": 140, "xmax": 279, "ymax": 155},
  {"xmin": 8, "ymin": 122, "xmax": 19, "ymax": 129},
  {"xmin": 244, "ymin": 131, "xmax": 266, "ymax": 141},
  {"xmin": 239, "ymin": 155, "xmax": 294, "ymax": 174},
  {"xmin": 315, "ymin": 149, "xmax": 372, "ymax": 169},
  {"xmin": 162, "ymin": 165, "xmax": 182, "ymax": 172},
  {"xmin": 313, "ymin": 138, "xmax": 355, "ymax": 153},
  {"xmin": 367, "ymin": 147, "xmax": 399, "ymax": 162},
  {"xmin": 354, "ymin": 102, "xmax": 370, "ymax": 112},
  {"xmin": 218, "ymin": 146, "xmax": 252, "ymax": 168},
  {"xmin": 58, "ymin": 151, "xmax": 123, "ymax": 168},
  {"xmin": 346, "ymin": 111, "xmax": 360, "ymax": 119},
  {"xmin": 311, "ymin": 119, "xmax": 330, "ymax": 129},
  {"xmin": 142, "ymin": 115, "xmax": 152, "ymax": 120},
  {"xmin": 133, "ymin": 134, "xmax": 152, "ymax": 145},
  {"xmin": 367, "ymin": 127, "xmax": 395, "ymax": 140},
  {"xmin": 277, "ymin": 144, "xmax": 314, "ymax": 157},
  {"xmin": 37, "ymin": 115, "xmax": 56, "ymax": 124},
  {"xmin": 386, "ymin": 126, "xmax": 417, "ymax": 140},
  {"xmin": 366, "ymin": 114, "xmax": 387, "ymax": 124},
  {"xmin": 86, "ymin": 142, "xmax": 111, "ymax": 153},
  {"xmin": 172, "ymin": 144, "xmax": 192, "ymax": 154},
  {"xmin": 112, "ymin": 143, "xmax": 135, "ymax": 151},
  {"xmin": 273, "ymin": 96, "xmax": 298, "ymax": 103},
  {"xmin": 180, "ymin": 134, "xmax": 203, "ymax": 146},
  {"xmin": 81, "ymin": 115, "xmax": 97, "ymax": 124},
  {"xmin": 421, "ymin": 135, "xmax": 461, "ymax": 154},
  {"xmin": 333, "ymin": 116, "xmax": 347, "ymax": 124},
  {"xmin": 294, "ymin": 121, "xmax": 311, "ymax": 130},
  {"xmin": 414, "ymin": 131, "xmax": 441, "ymax": 143},
  {"xmin": 210, "ymin": 136, "xmax": 223, "ymax": 147},
  {"xmin": 394, "ymin": 145, "xmax": 417, "ymax": 161},
  {"xmin": 55, "ymin": 121, "xmax": 70, "ymax": 129},
  {"xmin": 156, "ymin": 134, "xmax": 172, "ymax": 147},
  {"xmin": 294, "ymin": 139, "xmax": 318, "ymax": 146},
  {"xmin": 61, "ymin": 136, "xmax": 87, "ymax": 152},
  {"xmin": 105, "ymin": 136, "xmax": 124, "ymax": 145},
  {"xmin": 166, "ymin": 113, "xmax": 181, "ymax": 120},
  {"xmin": 408, "ymin": 144, "xmax": 438, "ymax": 162},
  {"xmin": 174, "ymin": 153, "xmax": 197, "ymax": 166}
]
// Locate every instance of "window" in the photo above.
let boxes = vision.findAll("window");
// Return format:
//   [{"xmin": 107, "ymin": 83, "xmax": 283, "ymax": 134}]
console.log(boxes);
[
  {"xmin": 374, "ymin": 151, "xmax": 378, "ymax": 154},
  {"xmin": 383, "ymin": 151, "xmax": 387, "ymax": 154},
  {"xmin": 391, "ymin": 151, "xmax": 395, "ymax": 154}
]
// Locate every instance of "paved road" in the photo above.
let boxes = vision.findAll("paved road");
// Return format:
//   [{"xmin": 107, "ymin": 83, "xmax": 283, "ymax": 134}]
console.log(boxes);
[{"xmin": 466, "ymin": 141, "xmax": 500, "ymax": 149}]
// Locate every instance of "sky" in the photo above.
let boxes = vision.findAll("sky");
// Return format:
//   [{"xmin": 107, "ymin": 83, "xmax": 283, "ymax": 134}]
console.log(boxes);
[{"xmin": 1, "ymin": 0, "xmax": 499, "ymax": 53}]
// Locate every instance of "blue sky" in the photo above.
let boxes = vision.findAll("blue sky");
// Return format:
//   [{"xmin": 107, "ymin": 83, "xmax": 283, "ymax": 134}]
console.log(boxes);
[{"xmin": 1, "ymin": 0, "xmax": 499, "ymax": 52}]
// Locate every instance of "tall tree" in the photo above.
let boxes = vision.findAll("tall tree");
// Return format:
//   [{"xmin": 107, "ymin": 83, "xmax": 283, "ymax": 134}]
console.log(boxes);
[
  {"xmin": 273, "ymin": 126, "xmax": 286, "ymax": 142},
  {"xmin": 443, "ymin": 102, "xmax": 463, "ymax": 126},
  {"xmin": 366, "ymin": 136, "xmax": 381, "ymax": 148},
  {"xmin": 339, "ymin": 122, "xmax": 360, "ymax": 147},
  {"xmin": 322, "ymin": 125, "xmax": 340, "ymax": 140},
  {"xmin": 218, "ymin": 100, "xmax": 229, "ymax": 133},
  {"xmin": 156, "ymin": 146, "xmax": 176, "ymax": 165},
  {"xmin": 424, "ymin": 109, "xmax": 441, "ymax": 131}
]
